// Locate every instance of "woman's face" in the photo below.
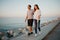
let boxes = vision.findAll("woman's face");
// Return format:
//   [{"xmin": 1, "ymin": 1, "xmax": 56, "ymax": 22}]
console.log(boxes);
[{"xmin": 34, "ymin": 6, "xmax": 37, "ymax": 10}]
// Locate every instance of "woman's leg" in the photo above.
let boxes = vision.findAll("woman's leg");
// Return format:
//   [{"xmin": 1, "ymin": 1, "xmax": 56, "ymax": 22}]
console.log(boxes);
[
  {"xmin": 37, "ymin": 20, "xmax": 41, "ymax": 31},
  {"xmin": 34, "ymin": 19, "xmax": 37, "ymax": 34}
]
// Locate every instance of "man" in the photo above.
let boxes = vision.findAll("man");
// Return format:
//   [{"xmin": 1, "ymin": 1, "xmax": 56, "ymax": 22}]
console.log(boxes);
[{"xmin": 25, "ymin": 4, "xmax": 34, "ymax": 36}]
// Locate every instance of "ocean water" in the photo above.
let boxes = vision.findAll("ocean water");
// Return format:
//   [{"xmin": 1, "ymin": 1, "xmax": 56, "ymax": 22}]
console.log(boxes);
[{"xmin": 0, "ymin": 17, "xmax": 56, "ymax": 32}]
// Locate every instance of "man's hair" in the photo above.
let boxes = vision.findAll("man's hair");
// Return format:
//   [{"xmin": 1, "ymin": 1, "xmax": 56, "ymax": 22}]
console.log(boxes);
[{"xmin": 28, "ymin": 4, "xmax": 31, "ymax": 7}]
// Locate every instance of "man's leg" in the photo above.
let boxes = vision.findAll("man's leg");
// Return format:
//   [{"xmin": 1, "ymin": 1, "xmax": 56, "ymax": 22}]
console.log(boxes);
[
  {"xmin": 30, "ymin": 19, "xmax": 33, "ymax": 33},
  {"xmin": 26, "ymin": 26, "xmax": 30, "ymax": 33},
  {"xmin": 28, "ymin": 19, "xmax": 33, "ymax": 35},
  {"xmin": 27, "ymin": 19, "xmax": 32, "ymax": 35},
  {"xmin": 30, "ymin": 26, "xmax": 33, "ymax": 32}
]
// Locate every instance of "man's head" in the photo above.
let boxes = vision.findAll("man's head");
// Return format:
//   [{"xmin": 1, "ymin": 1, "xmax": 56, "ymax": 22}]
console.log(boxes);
[{"xmin": 28, "ymin": 4, "xmax": 31, "ymax": 10}]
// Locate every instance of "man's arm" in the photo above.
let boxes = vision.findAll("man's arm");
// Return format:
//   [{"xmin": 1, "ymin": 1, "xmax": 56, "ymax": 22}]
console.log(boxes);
[{"xmin": 25, "ymin": 13, "xmax": 28, "ymax": 22}]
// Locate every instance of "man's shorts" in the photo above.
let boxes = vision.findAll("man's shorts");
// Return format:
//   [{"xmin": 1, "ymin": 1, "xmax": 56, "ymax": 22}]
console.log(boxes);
[{"xmin": 28, "ymin": 19, "xmax": 33, "ymax": 26}]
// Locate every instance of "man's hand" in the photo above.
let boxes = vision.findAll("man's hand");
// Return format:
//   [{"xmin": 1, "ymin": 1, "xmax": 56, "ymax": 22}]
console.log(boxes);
[
  {"xmin": 25, "ymin": 16, "xmax": 28, "ymax": 22},
  {"xmin": 25, "ymin": 19, "xmax": 26, "ymax": 22}
]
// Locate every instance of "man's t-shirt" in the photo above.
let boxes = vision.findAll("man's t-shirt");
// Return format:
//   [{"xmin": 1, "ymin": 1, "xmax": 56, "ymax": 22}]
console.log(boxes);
[{"xmin": 26, "ymin": 9, "xmax": 34, "ymax": 19}]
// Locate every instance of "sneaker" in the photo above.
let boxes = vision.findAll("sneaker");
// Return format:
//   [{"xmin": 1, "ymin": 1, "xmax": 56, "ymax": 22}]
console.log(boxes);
[
  {"xmin": 28, "ymin": 33, "xmax": 31, "ymax": 36},
  {"xmin": 39, "ymin": 32, "xmax": 41, "ymax": 34},
  {"xmin": 35, "ymin": 34, "xmax": 37, "ymax": 37},
  {"xmin": 30, "ymin": 32, "xmax": 33, "ymax": 34}
]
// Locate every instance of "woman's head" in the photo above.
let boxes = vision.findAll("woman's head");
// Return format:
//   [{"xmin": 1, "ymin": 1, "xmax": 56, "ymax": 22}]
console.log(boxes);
[{"xmin": 34, "ymin": 4, "xmax": 39, "ymax": 11}]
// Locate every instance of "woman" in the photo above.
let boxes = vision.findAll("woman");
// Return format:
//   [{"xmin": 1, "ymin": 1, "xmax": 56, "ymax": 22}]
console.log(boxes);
[{"xmin": 34, "ymin": 4, "xmax": 41, "ymax": 36}]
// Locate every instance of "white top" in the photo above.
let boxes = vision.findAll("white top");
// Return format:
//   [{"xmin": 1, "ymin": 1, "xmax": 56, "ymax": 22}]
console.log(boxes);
[
  {"xmin": 34, "ymin": 10, "xmax": 41, "ymax": 20},
  {"xmin": 26, "ymin": 9, "xmax": 34, "ymax": 19}
]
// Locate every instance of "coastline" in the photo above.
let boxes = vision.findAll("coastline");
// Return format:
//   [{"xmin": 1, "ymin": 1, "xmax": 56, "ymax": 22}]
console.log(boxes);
[{"xmin": 0, "ymin": 19, "xmax": 59, "ymax": 40}]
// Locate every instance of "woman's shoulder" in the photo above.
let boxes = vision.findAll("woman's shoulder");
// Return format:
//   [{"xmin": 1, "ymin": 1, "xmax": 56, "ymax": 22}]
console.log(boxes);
[{"xmin": 37, "ymin": 10, "xmax": 40, "ymax": 12}]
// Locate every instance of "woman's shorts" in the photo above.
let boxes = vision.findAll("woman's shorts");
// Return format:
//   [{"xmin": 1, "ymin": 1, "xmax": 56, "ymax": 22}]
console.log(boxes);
[{"xmin": 28, "ymin": 19, "xmax": 33, "ymax": 26}]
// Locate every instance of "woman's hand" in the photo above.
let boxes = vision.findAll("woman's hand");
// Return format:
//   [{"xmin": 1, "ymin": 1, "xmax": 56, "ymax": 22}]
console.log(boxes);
[
  {"xmin": 38, "ymin": 15, "xmax": 40, "ymax": 19},
  {"xmin": 37, "ymin": 15, "xmax": 40, "ymax": 20}
]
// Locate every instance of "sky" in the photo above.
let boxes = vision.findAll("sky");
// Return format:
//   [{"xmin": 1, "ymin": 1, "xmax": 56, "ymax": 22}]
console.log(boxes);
[{"xmin": 0, "ymin": 0, "xmax": 60, "ymax": 18}]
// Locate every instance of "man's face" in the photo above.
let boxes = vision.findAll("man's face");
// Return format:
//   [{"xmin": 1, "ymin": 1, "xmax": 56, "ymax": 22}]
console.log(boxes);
[{"xmin": 28, "ymin": 6, "xmax": 31, "ymax": 10}]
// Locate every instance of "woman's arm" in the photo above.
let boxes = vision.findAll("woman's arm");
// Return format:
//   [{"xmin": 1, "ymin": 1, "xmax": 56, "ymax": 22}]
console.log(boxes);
[
  {"xmin": 38, "ymin": 10, "xmax": 41, "ymax": 20},
  {"xmin": 38, "ymin": 15, "xmax": 40, "ymax": 19}
]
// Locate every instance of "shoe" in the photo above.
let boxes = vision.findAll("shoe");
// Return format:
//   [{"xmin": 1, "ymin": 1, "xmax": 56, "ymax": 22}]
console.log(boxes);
[
  {"xmin": 35, "ymin": 34, "xmax": 37, "ymax": 37},
  {"xmin": 28, "ymin": 33, "xmax": 31, "ymax": 36},
  {"xmin": 30, "ymin": 32, "xmax": 33, "ymax": 34},
  {"xmin": 39, "ymin": 32, "xmax": 41, "ymax": 34}
]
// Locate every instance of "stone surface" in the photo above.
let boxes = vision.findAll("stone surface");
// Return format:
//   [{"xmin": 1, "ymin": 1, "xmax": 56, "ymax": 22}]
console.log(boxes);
[
  {"xmin": 43, "ymin": 22, "xmax": 60, "ymax": 40},
  {"xmin": 10, "ymin": 21, "xmax": 59, "ymax": 40}
]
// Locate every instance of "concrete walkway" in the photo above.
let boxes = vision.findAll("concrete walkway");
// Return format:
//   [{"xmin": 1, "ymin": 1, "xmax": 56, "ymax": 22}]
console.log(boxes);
[
  {"xmin": 42, "ymin": 22, "xmax": 60, "ymax": 40},
  {"xmin": 10, "ymin": 21, "xmax": 59, "ymax": 40}
]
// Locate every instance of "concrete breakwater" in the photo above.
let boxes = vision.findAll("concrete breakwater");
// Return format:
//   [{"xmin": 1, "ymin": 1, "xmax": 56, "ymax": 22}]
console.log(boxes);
[
  {"xmin": 0, "ymin": 21, "xmax": 59, "ymax": 40},
  {"xmin": 10, "ymin": 20, "xmax": 59, "ymax": 40},
  {"xmin": 37, "ymin": 21, "xmax": 59, "ymax": 40}
]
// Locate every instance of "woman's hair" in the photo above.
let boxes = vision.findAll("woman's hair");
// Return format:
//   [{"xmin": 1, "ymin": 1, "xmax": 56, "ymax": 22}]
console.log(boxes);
[{"xmin": 34, "ymin": 4, "xmax": 39, "ymax": 12}]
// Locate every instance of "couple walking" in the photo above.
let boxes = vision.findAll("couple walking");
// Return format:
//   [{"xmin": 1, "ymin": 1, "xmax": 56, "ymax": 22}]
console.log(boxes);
[{"xmin": 25, "ymin": 4, "xmax": 41, "ymax": 37}]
